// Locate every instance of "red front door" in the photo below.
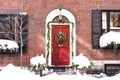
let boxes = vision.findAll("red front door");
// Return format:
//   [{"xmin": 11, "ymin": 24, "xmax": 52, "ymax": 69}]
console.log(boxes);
[{"xmin": 51, "ymin": 25, "xmax": 70, "ymax": 66}]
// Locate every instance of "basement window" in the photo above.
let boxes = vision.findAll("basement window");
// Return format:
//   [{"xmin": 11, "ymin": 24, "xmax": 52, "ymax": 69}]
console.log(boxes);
[{"xmin": 104, "ymin": 64, "xmax": 120, "ymax": 76}]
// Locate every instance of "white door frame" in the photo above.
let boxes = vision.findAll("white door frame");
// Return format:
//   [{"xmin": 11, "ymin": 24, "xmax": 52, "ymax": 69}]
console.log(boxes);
[{"xmin": 45, "ymin": 9, "xmax": 76, "ymax": 66}]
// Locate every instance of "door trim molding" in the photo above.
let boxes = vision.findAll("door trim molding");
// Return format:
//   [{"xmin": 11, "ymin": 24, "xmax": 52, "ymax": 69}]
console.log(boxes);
[
  {"xmin": 45, "ymin": 9, "xmax": 76, "ymax": 67},
  {"xmin": 46, "ymin": 22, "xmax": 75, "ymax": 66}
]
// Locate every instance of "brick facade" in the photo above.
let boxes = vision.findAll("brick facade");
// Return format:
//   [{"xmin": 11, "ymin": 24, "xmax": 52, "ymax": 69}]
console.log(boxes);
[{"xmin": 0, "ymin": 0, "xmax": 120, "ymax": 66}]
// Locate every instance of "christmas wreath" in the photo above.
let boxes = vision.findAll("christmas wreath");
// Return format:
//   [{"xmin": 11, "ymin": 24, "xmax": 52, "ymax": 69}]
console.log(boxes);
[{"xmin": 55, "ymin": 32, "xmax": 67, "ymax": 45}]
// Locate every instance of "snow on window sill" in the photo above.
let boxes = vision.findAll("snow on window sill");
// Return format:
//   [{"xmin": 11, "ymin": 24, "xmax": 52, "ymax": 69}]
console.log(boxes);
[{"xmin": 0, "ymin": 39, "xmax": 19, "ymax": 54}]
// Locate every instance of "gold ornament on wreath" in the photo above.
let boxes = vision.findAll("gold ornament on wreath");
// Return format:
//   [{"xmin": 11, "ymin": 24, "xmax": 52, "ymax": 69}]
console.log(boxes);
[{"xmin": 55, "ymin": 31, "xmax": 67, "ymax": 45}]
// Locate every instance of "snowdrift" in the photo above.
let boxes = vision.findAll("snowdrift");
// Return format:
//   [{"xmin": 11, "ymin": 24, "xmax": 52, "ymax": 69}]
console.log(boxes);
[{"xmin": 0, "ymin": 63, "xmax": 120, "ymax": 80}]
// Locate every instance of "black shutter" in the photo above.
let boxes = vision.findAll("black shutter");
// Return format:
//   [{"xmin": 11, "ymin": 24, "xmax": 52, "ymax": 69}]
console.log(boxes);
[{"xmin": 92, "ymin": 10, "xmax": 102, "ymax": 49}]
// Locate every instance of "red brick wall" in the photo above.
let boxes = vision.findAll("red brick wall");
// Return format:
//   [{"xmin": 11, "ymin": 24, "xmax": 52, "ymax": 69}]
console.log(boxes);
[{"xmin": 0, "ymin": 0, "xmax": 120, "ymax": 66}]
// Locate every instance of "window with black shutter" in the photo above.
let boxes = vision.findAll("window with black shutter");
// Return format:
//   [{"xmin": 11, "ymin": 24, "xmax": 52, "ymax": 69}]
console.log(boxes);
[{"xmin": 92, "ymin": 10, "xmax": 120, "ymax": 49}]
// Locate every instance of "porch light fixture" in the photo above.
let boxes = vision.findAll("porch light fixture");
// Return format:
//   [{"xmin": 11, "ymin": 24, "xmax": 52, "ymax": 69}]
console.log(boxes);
[{"xmin": 59, "ymin": 8, "xmax": 62, "ymax": 21}]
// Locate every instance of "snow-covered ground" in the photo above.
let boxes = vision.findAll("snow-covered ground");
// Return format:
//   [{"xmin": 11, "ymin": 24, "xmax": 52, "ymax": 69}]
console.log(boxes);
[
  {"xmin": 0, "ymin": 63, "xmax": 120, "ymax": 80},
  {"xmin": 0, "ymin": 53, "xmax": 120, "ymax": 80}
]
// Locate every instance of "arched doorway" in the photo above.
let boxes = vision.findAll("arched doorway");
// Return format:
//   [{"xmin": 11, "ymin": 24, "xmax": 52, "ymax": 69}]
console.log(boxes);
[{"xmin": 45, "ymin": 8, "xmax": 76, "ymax": 67}]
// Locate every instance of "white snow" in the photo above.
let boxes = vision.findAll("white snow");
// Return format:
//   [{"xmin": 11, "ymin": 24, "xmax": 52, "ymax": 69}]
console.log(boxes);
[
  {"xmin": 99, "ymin": 31, "xmax": 120, "ymax": 48},
  {"xmin": 0, "ymin": 63, "xmax": 120, "ymax": 80},
  {"xmin": 30, "ymin": 54, "xmax": 46, "ymax": 65},
  {"xmin": 0, "ymin": 54, "xmax": 120, "ymax": 80},
  {"xmin": 73, "ymin": 53, "xmax": 90, "ymax": 68},
  {"xmin": 0, "ymin": 63, "xmax": 40, "ymax": 80},
  {"xmin": 0, "ymin": 39, "xmax": 19, "ymax": 49}
]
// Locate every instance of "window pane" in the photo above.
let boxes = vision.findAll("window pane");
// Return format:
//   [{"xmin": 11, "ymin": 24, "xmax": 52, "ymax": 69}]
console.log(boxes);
[
  {"xmin": 0, "ymin": 15, "xmax": 15, "ymax": 40},
  {"xmin": 102, "ymin": 12, "xmax": 107, "ymax": 33},
  {"xmin": 110, "ymin": 12, "xmax": 120, "ymax": 29}
]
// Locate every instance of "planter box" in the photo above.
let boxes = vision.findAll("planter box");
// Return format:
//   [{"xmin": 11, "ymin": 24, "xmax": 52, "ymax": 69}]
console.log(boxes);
[
  {"xmin": 101, "ymin": 44, "xmax": 120, "ymax": 49},
  {"xmin": 0, "ymin": 49, "xmax": 18, "ymax": 54}
]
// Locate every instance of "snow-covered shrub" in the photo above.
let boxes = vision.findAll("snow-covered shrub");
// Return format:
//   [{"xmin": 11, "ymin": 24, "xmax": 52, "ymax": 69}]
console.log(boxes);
[
  {"xmin": 72, "ymin": 53, "xmax": 93, "ymax": 74},
  {"xmin": 27, "ymin": 54, "xmax": 46, "ymax": 72}
]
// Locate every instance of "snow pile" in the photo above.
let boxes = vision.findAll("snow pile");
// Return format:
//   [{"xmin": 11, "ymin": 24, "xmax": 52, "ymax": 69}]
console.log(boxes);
[
  {"xmin": 73, "ymin": 54, "xmax": 90, "ymax": 68},
  {"xmin": 0, "ymin": 63, "xmax": 40, "ymax": 80},
  {"xmin": 0, "ymin": 64, "xmax": 120, "ymax": 80},
  {"xmin": 30, "ymin": 54, "xmax": 46, "ymax": 65},
  {"xmin": 42, "ymin": 72, "xmax": 120, "ymax": 80},
  {"xmin": 27, "ymin": 54, "xmax": 46, "ymax": 71},
  {"xmin": 0, "ymin": 39, "xmax": 19, "ymax": 49},
  {"xmin": 99, "ymin": 31, "xmax": 120, "ymax": 48}
]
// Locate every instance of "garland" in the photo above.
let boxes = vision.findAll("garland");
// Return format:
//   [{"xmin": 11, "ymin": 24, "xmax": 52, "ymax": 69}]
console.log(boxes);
[
  {"xmin": 46, "ymin": 21, "xmax": 51, "ymax": 67},
  {"xmin": 55, "ymin": 32, "xmax": 67, "ymax": 45}
]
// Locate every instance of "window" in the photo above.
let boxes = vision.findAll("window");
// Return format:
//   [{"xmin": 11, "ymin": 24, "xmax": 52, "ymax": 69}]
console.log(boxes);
[
  {"xmin": 110, "ymin": 12, "xmax": 120, "ymax": 28},
  {"xmin": 0, "ymin": 15, "xmax": 17, "ymax": 40},
  {"xmin": 102, "ymin": 12, "xmax": 107, "ymax": 33},
  {"xmin": 92, "ymin": 10, "xmax": 120, "ymax": 49},
  {"xmin": 0, "ymin": 10, "xmax": 28, "ymax": 53},
  {"xmin": 101, "ymin": 11, "xmax": 120, "ymax": 34}
]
